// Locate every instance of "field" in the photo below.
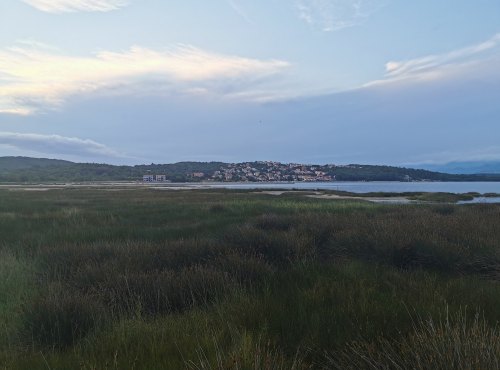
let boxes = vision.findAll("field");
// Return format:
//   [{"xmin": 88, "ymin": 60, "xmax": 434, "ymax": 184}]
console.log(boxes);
[{"xmin": 0, "ymin": 188, "xmax": 499, "ymax": 369}]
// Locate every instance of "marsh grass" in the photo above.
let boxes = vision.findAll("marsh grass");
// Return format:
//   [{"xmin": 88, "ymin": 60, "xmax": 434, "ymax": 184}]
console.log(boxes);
[
  {"xmin": 408, "ymin": 192, "xmax": 475, "ymax": 203},
  {"xmin": 326, "ymin": 309, "xmax": 500, "ymax": 369},
  {"xmin": 0, "ymin": 189, "xmax": 499, "ymax": 368},
  {"xmin": 321, "ymin": 190, "xmax": 477, "ymax": 203},
  {"xmin": 186, "ymin": 336, "xmax": 308, "ymax": 370},
  {"xmin": 0, "ymin": 250, "xmax": 36, "ymax": 349}
]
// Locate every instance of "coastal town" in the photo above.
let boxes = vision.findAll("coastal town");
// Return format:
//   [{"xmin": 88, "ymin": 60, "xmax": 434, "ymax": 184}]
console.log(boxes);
[
  {"xmin": 142, "ymin": 161, "xmax": 360, "ymax": 182},
  {"xmin": 210, "ymin": 161, "xmax": 336, "ymax": 182}
]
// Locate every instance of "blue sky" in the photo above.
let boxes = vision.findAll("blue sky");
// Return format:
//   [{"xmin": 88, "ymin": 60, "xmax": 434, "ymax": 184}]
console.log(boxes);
[{"xmin": 0, "ymin": 0, "xmax": 499, "ymax": 165}]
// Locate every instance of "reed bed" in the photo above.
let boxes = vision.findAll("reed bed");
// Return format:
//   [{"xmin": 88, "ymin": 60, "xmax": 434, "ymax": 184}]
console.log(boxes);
[{"xmin": 0, "ymin": 189, "xmax": 499, "ymax": 369}]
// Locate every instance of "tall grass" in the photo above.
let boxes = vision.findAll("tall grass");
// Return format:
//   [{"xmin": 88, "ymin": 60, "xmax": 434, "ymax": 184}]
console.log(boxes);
[
  {"xmin": 326, "ymin": 309, "xmax": 500, "ymax": 369},
  {"xmin": 0, "ymin": 250, "xmax": 35, "ymax": 348},
  {"xmin": 0, "ymin": 189, "xmax": 499, "ymax": 368},
  {"xmin": 186, "ymin": 337, "xmax": 308, "ymax": 370}
]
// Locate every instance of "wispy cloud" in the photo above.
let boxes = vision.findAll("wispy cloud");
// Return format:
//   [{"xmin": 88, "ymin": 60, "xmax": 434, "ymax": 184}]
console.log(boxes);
[
  {"xmin": 385, "ymin": 33, "xmax": 500, "ymax": 78},
  {"xmin": 296, "ymin": 0, "xmax": 386, "ymax": 31},
  {"xmin": 0, "ymin": 132, "xmax": 120, "ymax": 158},
  {"xmin": 0, "ymin": 43, "xmax": 290, "ymax": 114},
  {"xmin": 225, "ymin": 0, "xmax": 253, "ymax": 24},
  {"xmin": 366, "ymin": 33, "xmax": 500, "ymax": 87},
  {"xmin": 21, "ymin": 0, "xmax": 128, "ymax": 13}
]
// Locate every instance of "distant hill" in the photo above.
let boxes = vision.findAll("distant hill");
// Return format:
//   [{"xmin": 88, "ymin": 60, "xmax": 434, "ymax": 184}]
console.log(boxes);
[
  {"xmin": 412, "ymin": 161, "xmax": 500, "ymax": 175},
  {"xmin": 0, "ymin": 157, "xmax": 226, "ymax": 183},
  {"xmin": 0, "ymin": 156, "xmax": 72, "ymax": 171},
  {"xmin": 1, "ymin": 156, "xmax": 500, "ymax": 183}
]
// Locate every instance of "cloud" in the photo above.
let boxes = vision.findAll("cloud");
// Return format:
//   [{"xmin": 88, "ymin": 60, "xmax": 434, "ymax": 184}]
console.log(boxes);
[
  {"xmin": 225, "ymin": 0, "xmax": 253, "ymax": 24},
  {"xmin": 0, "ymin": 132, "xmax": 121, "ymax": 158},
  {"xmin": 0, "ymin": 43, "xmax": 290, "ymax": 114},
  {"xmin": 21, "ymin": 0, "xmax": 128, "ymax": 13},
  {"xmin": 366, "ymin": 33, "xmax": 500, "ymax": 87},
  {"xmin": 386, "ymin": 33, "xmax": 500, "ymax": 77},
  {"xmin": 296, "ymin": 0, "xmax": 386, "ymax": 31}
]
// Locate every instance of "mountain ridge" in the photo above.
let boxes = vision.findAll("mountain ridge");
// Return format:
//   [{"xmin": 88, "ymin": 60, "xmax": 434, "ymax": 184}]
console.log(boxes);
[{"xmin": 412, "ymin": 161, "xmax": 500, "ymax": 175}]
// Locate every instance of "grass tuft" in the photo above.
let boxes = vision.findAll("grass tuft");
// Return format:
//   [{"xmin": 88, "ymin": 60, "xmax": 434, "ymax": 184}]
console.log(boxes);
[{"xmin": 326, "ymin": 309, "xmax": 500, "ymax": 370}]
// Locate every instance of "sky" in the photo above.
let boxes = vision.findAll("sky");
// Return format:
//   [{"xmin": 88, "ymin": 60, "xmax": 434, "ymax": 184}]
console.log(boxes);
[{"xmin": 0, "ymin": 0, "xmax": 499, "ymax": 165}]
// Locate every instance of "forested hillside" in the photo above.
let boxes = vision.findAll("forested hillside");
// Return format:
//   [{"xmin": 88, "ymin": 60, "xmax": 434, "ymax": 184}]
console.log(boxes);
[{"xmin": 1, "ymin": 157, "xmax": 500, "ymax": 183}]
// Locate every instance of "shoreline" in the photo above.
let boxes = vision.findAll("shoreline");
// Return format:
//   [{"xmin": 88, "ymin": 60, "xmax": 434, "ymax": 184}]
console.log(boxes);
[{"xmin": 1, "ymin": 182, "xmax": 499, "ymax": 204}]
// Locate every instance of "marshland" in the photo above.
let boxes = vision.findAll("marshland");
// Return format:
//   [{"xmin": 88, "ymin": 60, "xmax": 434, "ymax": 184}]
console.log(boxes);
[{"xmin": 1, "ymin": 188, "xmax": 500, "ymax": 369}]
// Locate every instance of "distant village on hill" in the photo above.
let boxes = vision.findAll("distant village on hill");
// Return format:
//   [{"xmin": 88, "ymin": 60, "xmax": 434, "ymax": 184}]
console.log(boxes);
[
  {"xmin": 140, "ymin": 161, "xmax": 443, "ymax": 183},
  {"xmin": 143, "ymin": 161, "xmax": 340, "ymax": 182}
]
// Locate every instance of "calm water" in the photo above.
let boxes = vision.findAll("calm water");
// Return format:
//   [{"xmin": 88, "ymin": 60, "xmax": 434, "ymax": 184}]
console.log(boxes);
[
  {"xmin": 458, "ymin": 197, "xmax": 500, "ymax": 204},
  {"xmin": 207, "ymin": 181, "xmax": 500, "ymax": 194}
]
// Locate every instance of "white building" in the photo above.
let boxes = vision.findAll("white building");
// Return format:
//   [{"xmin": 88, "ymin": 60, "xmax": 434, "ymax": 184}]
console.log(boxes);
[{"xmin": 143, "ymin": 174, "xmax": 167, "ymax": 182}]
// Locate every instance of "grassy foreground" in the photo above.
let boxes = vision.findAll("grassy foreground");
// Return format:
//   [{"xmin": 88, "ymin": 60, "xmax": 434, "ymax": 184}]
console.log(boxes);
[{"xmin": 0, "ymin": 189, "xmax": 499, "ymax": 369}]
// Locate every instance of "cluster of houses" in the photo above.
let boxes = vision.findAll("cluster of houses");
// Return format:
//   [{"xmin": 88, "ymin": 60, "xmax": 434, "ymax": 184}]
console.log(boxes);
[
  {"xmin": 210, "ymin": 162, "xmax": 335, "ymax": 182},
  {"xmin": 140, "ymin": 161, "xmax": 347, "ymax": 183},
  {"xmin": 142, "ymin": 174, "xmax": 167, "ymax": 182},
  {"xmin": 141, "ymin": 161, "xmax": 342, "ymax": 183}
]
